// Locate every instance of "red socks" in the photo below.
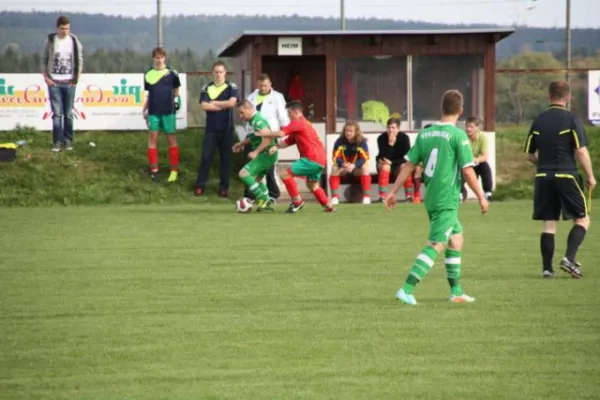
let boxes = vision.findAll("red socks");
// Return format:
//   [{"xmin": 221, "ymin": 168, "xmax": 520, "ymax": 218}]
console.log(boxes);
[
  {"xmin": 360, "ymin": 175, "xmax": 371, "ymax": 197},
  {"xmin": 283, "ymin": 169, "xmax": 301, "ymax": 204},
  {"xmin": 313, "ymin": 187, "xmax": 329, "ymax": 207},
  {"xmin": 404, "ymin": 174, "xmax": 414, "ymax": 197},
  {"xmin": 147, "ymin": 148, "xmax": 158, "ymax": 172},
  {"xmin": 378, "ymin": 170, "xmax": 390, "ymax": 198},
  {"xmin": 168, "ymin": 146, "xmax": 179, "ymax": 171},
  {"xmin": 329, "ymin": 175, "xmax": 341, "ymax": 198}
]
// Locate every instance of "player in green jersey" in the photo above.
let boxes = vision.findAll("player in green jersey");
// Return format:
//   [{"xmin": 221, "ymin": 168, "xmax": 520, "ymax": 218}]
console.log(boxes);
[
  {"xmin": 384, "ymin": 90, "xmax": 489, "ymax": 305},
  {"xmin": 233, "ymin": 100, "xmax": 278, "ymax": 211}
]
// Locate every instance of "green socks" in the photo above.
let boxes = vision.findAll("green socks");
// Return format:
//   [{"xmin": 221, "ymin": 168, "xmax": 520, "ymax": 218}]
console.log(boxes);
[
  {"xmin": 403, "ymin": 245, "xmax": 438, "ymax": 294},
  {"xmin": 241, "ymin": 175, "xmax": 269, "ymax": 202},
  {"xmin": 444, "ymin": 249, "xmax": 463, "ymax": 296}
]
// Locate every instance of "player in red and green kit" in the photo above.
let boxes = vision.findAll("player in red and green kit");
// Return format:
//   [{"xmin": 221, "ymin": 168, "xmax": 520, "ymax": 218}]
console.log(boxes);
[
  {"xmin": 384, "ymin": 90, "xmax": 489, "ymax": 305},
  {"xmin": 257, "ymin": 101, "xmax": 335, "ymax": 213},
  {"xmin": 233, "ymin": 100, "xmax": 277, "ymax": 211}
]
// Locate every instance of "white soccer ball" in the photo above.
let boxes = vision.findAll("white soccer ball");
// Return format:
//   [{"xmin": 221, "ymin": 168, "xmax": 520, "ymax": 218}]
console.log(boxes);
[{"xmin": 236, "ymin": 197, "xmax": 253, "ymax": 213}]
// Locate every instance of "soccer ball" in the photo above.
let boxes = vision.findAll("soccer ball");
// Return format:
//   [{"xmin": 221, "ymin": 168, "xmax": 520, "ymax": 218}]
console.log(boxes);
[{"xmin": 236, "ymin": 197, "xmax": 253, "ymax": 213}]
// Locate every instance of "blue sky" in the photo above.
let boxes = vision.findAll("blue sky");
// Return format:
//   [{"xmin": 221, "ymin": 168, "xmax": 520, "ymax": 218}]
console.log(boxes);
[{"xmin": 2, "ymin": 0, "xmax": 599, "ymax": 28}]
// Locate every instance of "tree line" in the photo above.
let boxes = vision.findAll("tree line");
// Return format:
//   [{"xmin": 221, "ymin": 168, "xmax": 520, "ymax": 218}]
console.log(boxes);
[
  {"xmin": 2, "ymin": 11, "xmax": 600, "ymax": 60},
  {"xmin": 1, "ymin": 46, "xmax": 599, "ymax": 124}
]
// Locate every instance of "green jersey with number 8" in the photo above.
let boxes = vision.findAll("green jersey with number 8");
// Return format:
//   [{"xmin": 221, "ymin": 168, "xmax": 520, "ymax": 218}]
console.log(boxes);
[
  {"xmin": 246, "ymin": 111, "xmax": 277, "ymax": 152},
  {"xmin": 405, "ymin": 123, "xmax": 474, "ymax": 211}
]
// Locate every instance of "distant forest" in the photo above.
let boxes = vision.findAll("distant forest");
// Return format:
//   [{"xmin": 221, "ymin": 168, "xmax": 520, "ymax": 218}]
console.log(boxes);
[{"xmin": 1, "ymin": 11, "xmax": 600, "ymax": 59}]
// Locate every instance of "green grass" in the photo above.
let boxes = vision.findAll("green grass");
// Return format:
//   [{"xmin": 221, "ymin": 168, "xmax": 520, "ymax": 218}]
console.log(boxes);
[
  {"xmin": 494, "ymin": 125, "xmax": 600, "ymax": 200},
  {"xmin": 0, "ymin": 127, "xmax": 245, "ymax": 207},
  {"xmin": 1, "ymin": 202, "xmax": 599, "ymax": 399}
]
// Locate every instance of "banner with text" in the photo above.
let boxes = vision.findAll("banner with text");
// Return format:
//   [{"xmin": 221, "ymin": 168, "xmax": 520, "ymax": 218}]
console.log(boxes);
[
  {"xmin": 588, "ymin": 70, "xmax": 600, "ymax": 126},
  {"xmin": 0, "ymin": 73, "xmax": 188, "ymax": 131}
]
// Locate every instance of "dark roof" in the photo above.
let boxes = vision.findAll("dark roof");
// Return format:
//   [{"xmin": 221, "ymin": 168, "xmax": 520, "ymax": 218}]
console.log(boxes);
[{"xmin": 217, "ymin": 28, "xmax": 515, "ymax": 57}]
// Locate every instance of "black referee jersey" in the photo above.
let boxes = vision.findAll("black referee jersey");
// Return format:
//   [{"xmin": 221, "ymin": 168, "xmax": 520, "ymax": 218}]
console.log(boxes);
[{"xmin": 524, "ymin": 104, "xmax": 590, "ymax": 221}]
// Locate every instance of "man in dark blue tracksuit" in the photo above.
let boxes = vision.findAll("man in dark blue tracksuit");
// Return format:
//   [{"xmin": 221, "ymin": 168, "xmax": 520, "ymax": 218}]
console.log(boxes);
[{"xmin": 195, "ymin": 61, "xmax": 239, "ymax": 197}]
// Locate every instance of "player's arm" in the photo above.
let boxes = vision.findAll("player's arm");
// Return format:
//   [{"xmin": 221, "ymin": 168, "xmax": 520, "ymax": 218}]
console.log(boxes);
[
  {"xmin": 210, "ymin": 83, "xmax": 238, "ymax": 109},
  {"xmin": 332, "ymin": 138, "xmax": 345, "ymax": 167},
  {"xmin": 524, "ymin": 121, "xmax": 538, "ymax": 165},
  {"xmin": 199, "ymin": 86, "xmax": 221, "ymax": 112},
  {"xmin": 258, "ymin": 119, "xmax": 299, "ymax": 138},
  {"xmin": 476, "ymin": 134, "xmax": 488, "ymax": 164},
  {"xmin": 458, "ymin": 133, "xmax": 488, "ymax": 213},
  {"xmin": 355, "ymin": 140, "xmax": 369, "ymax": 169},
  {"xmin": 252, "ymin": 123, "xmax": 273, "ymax": 155},
  {"xmin": 573, "ymin": 118, "xmax": 596, "ymax": 187},
  {"xmin": 142, "ymin": 74, "xmax": 150, "ymax": 117}
]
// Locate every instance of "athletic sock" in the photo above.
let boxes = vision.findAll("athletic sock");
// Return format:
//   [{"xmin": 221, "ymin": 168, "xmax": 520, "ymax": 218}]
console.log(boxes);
[
  {"xmin": 282, "ymin": 171, "xmax": 301, "ymax": 205},
  {"xmin": 168, "ymin": 145, "xmax": 179, "ymax": 171},
  {"xmin": 404, "ymin": 174, "xmax": 414, "ymax": 198},
  {"xmin": 241, "ymin": 175, "xmax": 268, "ymax": 201},
  {"xmin": 258, "ymin": 181, "xmax": 269, "ymax": 199},
  {"xmin": 312, "ymin": 187, "xmax": 329, "ymax": 207},
  {"xmin": 540, "ymin": 233, "xmax": 555, "ymax": 271},
  {"xmin": 329, "ymin": 175, "xmax": 340, "ymax": 199},
  {"xmin": 565, "ymin": 225, "xmax": 587, "ymax": 263},
  {"xmin": 378, "ymin": 170, "xmax": 390, "ymax": 198},
  {"xmin": 402, "ymin": 245, "xmax": 438, "ymax": 294},
  {"xmin": 360, "ymin": 175, "xmax": 371, "ymax": 197},
  {"xmin": 147, "ymin": 147, "xmax": 158, "ymax": 172},
  {"xmin": 444, "ymin": 249, "xmax": 463, "ymax": 296}
]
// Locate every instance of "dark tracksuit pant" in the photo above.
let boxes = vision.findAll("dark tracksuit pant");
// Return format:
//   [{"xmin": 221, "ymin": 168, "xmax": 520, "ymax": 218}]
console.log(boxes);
[
  {"xmin": 242, "ymin": 145, "xmax": 281, "ymax": 200},
  {"xmin": 195, "ymin": 129, "xmax": 234, "ymax": 191},
  {"xmin": 462, "ymin": 161, "xmax": 493, "ymax": 199}
]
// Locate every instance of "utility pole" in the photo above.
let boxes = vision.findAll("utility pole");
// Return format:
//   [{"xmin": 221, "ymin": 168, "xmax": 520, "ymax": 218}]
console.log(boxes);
[
  {"xmin": 340, "ymin": 0, "xmax": 346, "ymax": 30},
  {"xmin": 157, "ymin": 0, "xmax": 163, "ymax": 47},
  {"xmin": 565, "ymin": 0, "xmax": 571, "ymax": 84}
]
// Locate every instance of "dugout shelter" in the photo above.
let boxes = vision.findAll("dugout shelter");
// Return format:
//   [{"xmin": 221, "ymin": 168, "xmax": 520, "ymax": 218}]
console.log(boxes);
[{"xmin": 217, "ymin": 28, "xmax": 514, "ymax": 200}]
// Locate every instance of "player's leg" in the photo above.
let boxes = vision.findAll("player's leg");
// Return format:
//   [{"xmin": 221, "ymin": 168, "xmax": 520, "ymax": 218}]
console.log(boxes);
[
  {"xmin": 329, "ymin": 165, "xmax": 344, "ymax": 204},
  {"xmin": 477, "ymin": 162, "xmax": 494, "ymax": 200},
  {"xmin": 377, "ymin": 162, "xmax": 391, "ymax": 201},
  {"xmin": 353, "ymin": 165, "xmax": 371, "ymax": 204},
  {"xmin": 403, "ymin": 172, "xmax": 414, "ymax": 202},
  {"xmin": 240, "ymin": 157, "xmax": 270, "ymax": 206},
  {"xmin": 281, "ymin": 161, "xmax": 305, "ymax": 213},
  {"xmin": 195, "ymin": 131, "xmax": 217, "ymax": 195},
  {"xmin": 558, "ymin": 174, "xmax": 589, "ymax": 278},
  {"xmin": 445, "ymin": 217, "xmax": 475, "ymax": 303},
  {"xmin": 162, "ymin": 115, "xmax": 179, "ymax": 183},
  {"xmin": 533, "ymin": 176, "xmax": 561, "ymax": 277},
  {"xmin": 146, "ymin": 115, "xmax": 160, "ymax": 182},
  {"xmin": 413, "ymin": 164, "xmax": 423, "ymax": 203},
  {"xmin": 307, "ymin": 179, "xmax": 335, "ymax": 213},
  {"xmin": 396, "ymin": 210, "xmax": 447, "ymax": 305}
]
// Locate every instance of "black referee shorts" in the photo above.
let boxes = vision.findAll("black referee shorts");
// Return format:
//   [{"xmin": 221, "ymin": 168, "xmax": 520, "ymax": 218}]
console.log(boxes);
[{"xmin": 533, "ymin": 172, "xmax": 588, "ymax": 221}]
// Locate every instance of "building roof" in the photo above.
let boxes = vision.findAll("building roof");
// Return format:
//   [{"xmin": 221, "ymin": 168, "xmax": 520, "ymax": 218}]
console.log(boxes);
[{"xmin": 217, "ymin": 28, "xmax": 515, "ymax": 57}]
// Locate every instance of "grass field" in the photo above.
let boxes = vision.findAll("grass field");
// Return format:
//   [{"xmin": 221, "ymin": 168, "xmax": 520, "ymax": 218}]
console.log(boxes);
[{"xmin": 1, "ymin": 201, "xmax": 599, "ymax": 400}]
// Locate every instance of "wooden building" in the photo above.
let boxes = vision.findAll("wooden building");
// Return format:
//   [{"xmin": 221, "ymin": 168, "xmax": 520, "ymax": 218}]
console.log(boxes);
[{"xmin": 217, "ymin": 29, "xmax": 514, "ymax": 201}]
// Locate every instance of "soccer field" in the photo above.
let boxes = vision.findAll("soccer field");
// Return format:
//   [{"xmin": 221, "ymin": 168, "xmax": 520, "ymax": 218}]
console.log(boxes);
[{"xmin": 1, "ymin": 201, "xmax": 598, "ymax": 400}]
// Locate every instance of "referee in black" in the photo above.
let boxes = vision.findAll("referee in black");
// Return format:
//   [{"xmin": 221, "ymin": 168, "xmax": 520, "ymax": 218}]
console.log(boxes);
[{"xmin": 525, "ymin": 81, "xmax": 596, "ymax": 279}]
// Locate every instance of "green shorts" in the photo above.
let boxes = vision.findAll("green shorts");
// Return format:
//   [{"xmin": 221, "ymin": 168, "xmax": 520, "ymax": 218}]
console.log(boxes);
[
  {"xmin": 290, "ymin": 158, "xmax": 324, "ymax": 182},
  {"xmin": 147, "ymin": 114, "xmax": 176, "ymax": 134},
  {"xmin": 427, "ymin": 209, "xmax": 463, "ymax": 244},
  {"xmin": 243, "ymin": 151, "xmax": 278, "ymax": 178}
]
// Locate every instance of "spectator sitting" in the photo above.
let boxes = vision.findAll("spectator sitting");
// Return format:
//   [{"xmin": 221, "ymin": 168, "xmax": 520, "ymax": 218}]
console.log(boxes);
[
  {"xmin": 329, "ymin": 121, "xmax": 371, "ymax": 205},
  {"xmin": 376, "ymin": 117, "xmax": 421, "ymax": 203},
  {"xmin": 461, "ymin": 117, "xmax": 493, "ymax": 201}
]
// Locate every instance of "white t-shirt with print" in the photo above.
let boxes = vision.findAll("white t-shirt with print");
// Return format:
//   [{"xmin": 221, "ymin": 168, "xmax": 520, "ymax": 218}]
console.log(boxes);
[{"xmin": 50, "ymin": 36, "xmax": 74, "ymax": 81}]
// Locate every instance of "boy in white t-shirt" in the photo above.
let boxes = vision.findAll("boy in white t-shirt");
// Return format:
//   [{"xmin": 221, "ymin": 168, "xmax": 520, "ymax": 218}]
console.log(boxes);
[{"xmin": 41, "ymin": 15, "xmax": 84, "ymax": 152}]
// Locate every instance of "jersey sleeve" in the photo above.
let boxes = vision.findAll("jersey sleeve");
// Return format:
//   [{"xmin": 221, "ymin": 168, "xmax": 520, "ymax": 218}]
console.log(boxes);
[
  {"xmin": 480, "ymin": 134, "xmax": 488, "ymax": 155},
  {"xmin": 355, "ymin": 140, "xmax": 369, "ymax": 169},
  {"xmin": 524, "ymin": 121, "xmax": 538, "ymax": 154},
  {"xmin": 171, "ymin": 70, "xmax": 181, "ymax": 89},
  {"xmin": 572, "ymin": 117, "xmax": 588, "ymax": 149},
  {"xmin": 284, "ymin": 134, "xmax": 296, "ymax": 146},
  {"xmin": 252, "ymin": 117, "xmax": 270, "ymax": 132},
  {"xmin": 405, "ymin": 134, "xmax": 422, "ymax": 165},
  {"xmin": 143, "ymin": 70, "xmax": 150, "ymax": 91},
  {"xmin": 228, "ymin": 82, "xmax": 239, "ymax": 102},
  {"xmin": 282, "ymin": 119, "xmax": 302, "ymax": 135},
  {"xmin": 332, "ymin": 137, "xmax": 345, "ymax": 167},
  {"xmin": 199, "ymin": 84, "xmax": 210, "ymax": 103},
  {"xmin": 456, "ymin": 131, "xmax": 475, "ymax": 169},
  {"xmin": 376, "ymin": 134, "xmax": 385, "ymax": 161}
]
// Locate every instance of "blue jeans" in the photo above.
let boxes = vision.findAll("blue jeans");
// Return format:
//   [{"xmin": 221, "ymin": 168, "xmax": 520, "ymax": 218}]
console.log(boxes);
[{"xmin": 49, "ymin": 84, "xmax": 76, "ymax": 143}]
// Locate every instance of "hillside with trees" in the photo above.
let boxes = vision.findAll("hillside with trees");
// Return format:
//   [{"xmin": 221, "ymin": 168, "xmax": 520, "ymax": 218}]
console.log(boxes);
[{"xmin": 1, "ymin": 11, "xmax": 600, "ymax": 59}]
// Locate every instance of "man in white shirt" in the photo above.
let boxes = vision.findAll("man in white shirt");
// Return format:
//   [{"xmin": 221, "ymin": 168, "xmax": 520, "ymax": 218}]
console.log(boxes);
[
  {"xmin": 245, "ymin": 74, "xmax": 289, "ymax": 202},
  {"xmin": 40, "ymin": 15, "xmax": 84, "ymax": 152}
]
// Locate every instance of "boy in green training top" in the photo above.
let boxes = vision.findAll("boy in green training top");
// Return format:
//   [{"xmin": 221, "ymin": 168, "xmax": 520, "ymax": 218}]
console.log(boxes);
[
  {"xmin": 233, "ymin": 100, "xmax": 278, "ymax": 211},
  {"xmin": 142, "ymin": 46, "xmax": 181, "ymax": 183},
  {"xmin": 384, "ymin": 89, "xmax": 489, "ymax": 305}
]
